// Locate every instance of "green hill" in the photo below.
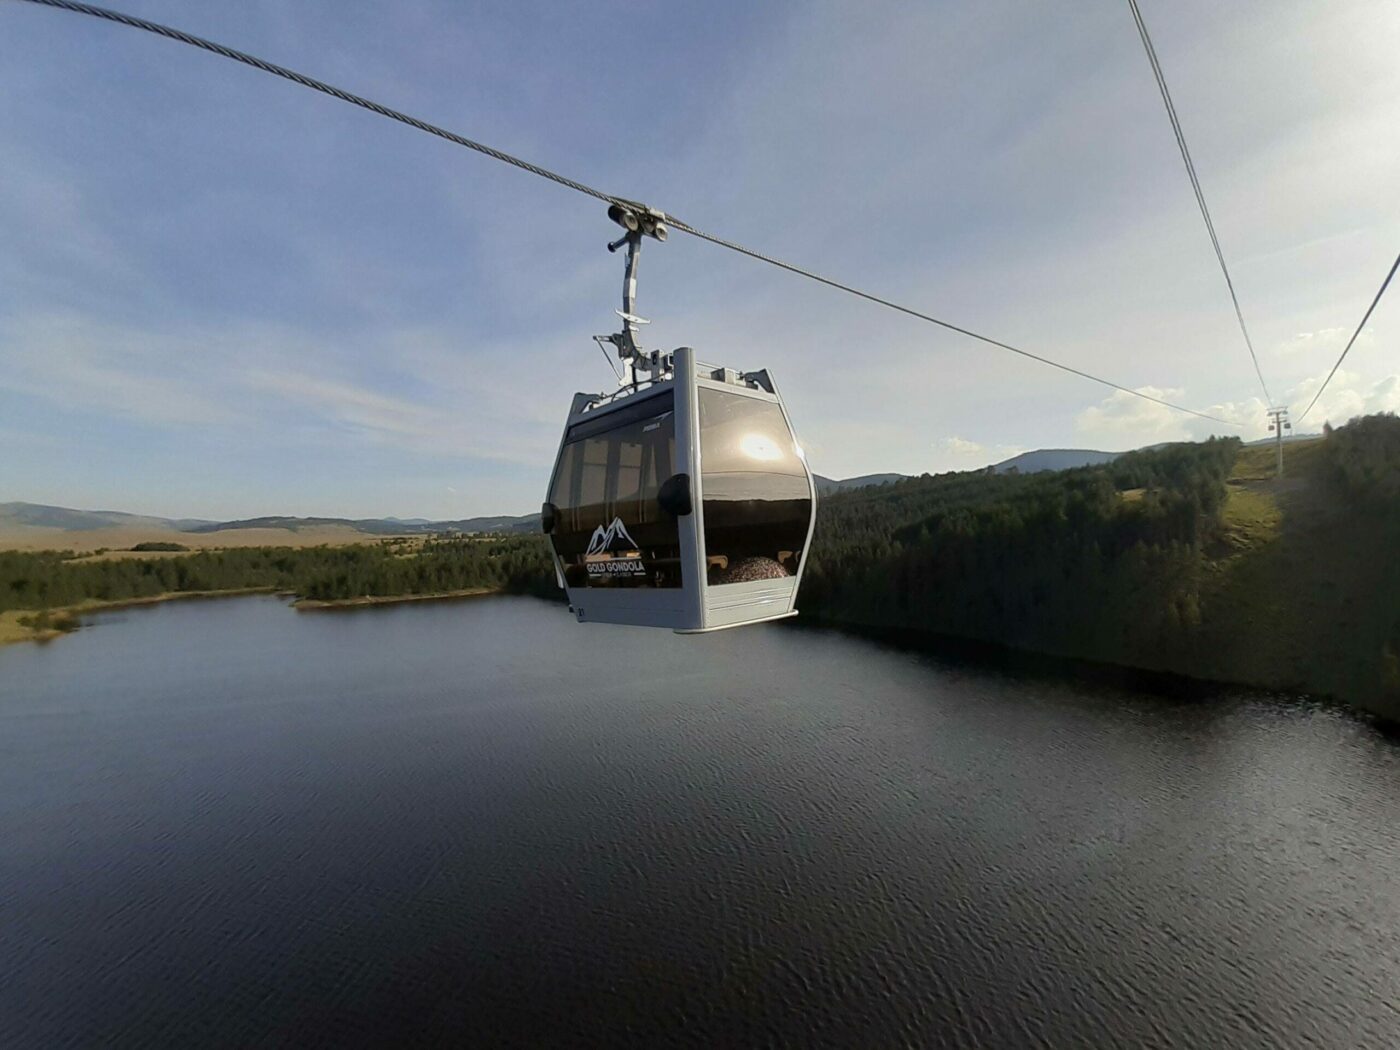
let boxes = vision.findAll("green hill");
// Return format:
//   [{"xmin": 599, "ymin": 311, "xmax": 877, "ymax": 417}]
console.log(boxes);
[
  {"xmin": 804, "ymin": 414, "xmax": 1400, "ymax": 722},
  {"xmin": 5, "ymin": 417, "xmax": 1396, "ymax": 720},
  {"xmin": 1187, "ymin": 421, "xmax": 1400, "ymax": 713},
  {"xmin": 0, "ymin": 502, "xmax": 211, "ymax": 532},
  {"xmin": 991, "ymin": 448, "xmax": 1121, "ymax": 473}
]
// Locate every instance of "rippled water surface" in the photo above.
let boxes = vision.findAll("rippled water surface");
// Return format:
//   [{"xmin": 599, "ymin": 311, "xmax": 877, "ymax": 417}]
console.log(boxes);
[{"xmin": 3, "ymin": 595, "xmax": 1399, "ymax": 1047}]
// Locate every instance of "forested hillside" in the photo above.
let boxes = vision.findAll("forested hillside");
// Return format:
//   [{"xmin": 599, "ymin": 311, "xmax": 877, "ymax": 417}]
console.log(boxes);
[
  {"xmin": 804, "ymin": 413, "xmax": 1400, "ymax": 721},
  {"xmin": 1184, "ymin": 415, "xmax": 1400, "ymax": 718},
  {"xmin": 802, "ymin": 438, "xmax": 1238, "ymax": 671},
  {"xmin": 6, "ymin": 416, "xmax": 1397, "ymax": 721},
  {"xmin": 0, "ymin": 535, "xmax": 554, "ymax": 615}
]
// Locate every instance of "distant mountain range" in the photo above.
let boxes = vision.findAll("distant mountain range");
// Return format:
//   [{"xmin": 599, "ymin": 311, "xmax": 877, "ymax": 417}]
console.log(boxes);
[
  {"xmin": 990, "ymin": 448, "xmax": 1121, "ymax": 474},
  {"xmin": 182, "ymin": 514, "xmax": 540, "ymax": 535},
  {"xmin": 0, "ymin": 502, "xmax": 538, "ymax": 537},
  {"xmin": 0, "ymin": 448, "xmax": 1192, "ymax": 539},
  {"xmin": 0, "ymin": 502, "xmax": 217, "ymax": 533},
  {"xmin": 813, "ymin": 473, "xmax": 907, "ymax": 495},
  {"xmin": 814, "ymin": 449, "xmax": 1125, "ymax": 491}
]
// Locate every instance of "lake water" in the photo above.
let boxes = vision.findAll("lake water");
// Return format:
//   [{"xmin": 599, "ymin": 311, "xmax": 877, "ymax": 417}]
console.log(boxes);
[{"xmin": 3, "ymin": 595, "xmax": 1399, "ymax": 1048}]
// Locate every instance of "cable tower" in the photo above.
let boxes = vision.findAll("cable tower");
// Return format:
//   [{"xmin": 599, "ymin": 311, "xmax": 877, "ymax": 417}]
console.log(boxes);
[{"xmin": 1265, "ymin": 407, "xmax": 1291, "ymax": 476}]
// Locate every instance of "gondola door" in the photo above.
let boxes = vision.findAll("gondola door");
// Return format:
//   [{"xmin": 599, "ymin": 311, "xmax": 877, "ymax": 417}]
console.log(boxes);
[{"xmin": 687, "ymin": 354, "xmax": 816, "ymax": 632}]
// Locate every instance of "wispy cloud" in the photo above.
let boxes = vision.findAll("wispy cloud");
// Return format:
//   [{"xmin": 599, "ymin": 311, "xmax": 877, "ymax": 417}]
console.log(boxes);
[
  {"xmin": 1075, "ymin": 387, "xmax": 1268, "ymax": 444},
  {"xmin": 1075, "ymin": 368, "xmax": 1400, "ymax": 445},
  {"xmin": 0, "ymin": 314, "xmax": 249, "ymax": 427},
  {"xmin": 933, "ymin": 435, "xmax": 1027, "ymax": 471},
  {"xmin": 1271, "ymin": 327, "xmax": 1372, "ymax": 358},
  {"xmin": 242, "ymin": 366, "xmax": 555, "ymax": 464},
  {"xmin": 1287, "ymin": 370, "xmax": 1400, "ymax": 427},
  {"xmin": 4, "ymin": 0, "xmax": 1399, "ymax": 518},
  {"xmin": 0, "ymin": 312, "xmax": 563, "ymax": 464},
  {"xmin": 943, "ymin": 436, "xmax": 986, "ymax": 457}
]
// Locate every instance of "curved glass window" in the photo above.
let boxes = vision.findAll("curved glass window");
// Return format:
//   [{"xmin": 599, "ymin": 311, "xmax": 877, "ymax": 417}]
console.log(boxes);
[
  {"xmin": 548, "ymin": 391, "xmax": 682, "ymax": 588},
  {"xmin": 698, "ymin": 388, "xmax": 811, "ymax": 586}
]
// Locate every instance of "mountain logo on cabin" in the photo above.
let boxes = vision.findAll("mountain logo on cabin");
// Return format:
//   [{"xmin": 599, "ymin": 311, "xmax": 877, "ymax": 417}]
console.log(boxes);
[{"xmin": 586, "ymin": 517, "xmax": 640, "ymax": 556}]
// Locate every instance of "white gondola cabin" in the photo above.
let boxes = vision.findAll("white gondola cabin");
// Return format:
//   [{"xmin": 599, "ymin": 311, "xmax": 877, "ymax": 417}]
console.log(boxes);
[{"xmin": 542, "ymin": 346, "xmax": 816, "ymax": 632}]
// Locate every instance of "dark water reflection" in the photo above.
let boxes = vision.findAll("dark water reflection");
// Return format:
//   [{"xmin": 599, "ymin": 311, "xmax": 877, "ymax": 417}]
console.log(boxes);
[{"xmin": 3, "ymin": 596, "xmax": 1398, "ymax": 1048}]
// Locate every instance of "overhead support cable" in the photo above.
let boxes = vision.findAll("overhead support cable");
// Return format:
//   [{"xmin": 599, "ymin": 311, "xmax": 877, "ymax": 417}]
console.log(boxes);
[
  {"xmin": 662, "ymin": 215, "xmax": 1240, "ymax": 424},
  {"xmin": 1126, "ymin": 0, "xmax": 1274, "ymax": 407},
  {"xmin": 1295, "ymin": 252, "xmax": 1400, "ymax": 424},
  {"xmin": 9, "ymin": 0, "xmax": 627, "ymax": 208},
  {"xmin": 14, "ymin": 0, "xmax": 1242, "ymax": 427}
]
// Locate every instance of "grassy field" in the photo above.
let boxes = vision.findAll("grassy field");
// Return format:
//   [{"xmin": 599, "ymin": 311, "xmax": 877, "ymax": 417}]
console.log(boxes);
[
  {"xmin": 0, "ymin": 524, "xmax": 410, "ymax": 553},
  {"xmin": 0, "ymin": 610, "xmax": 69, "ymax": 646}
]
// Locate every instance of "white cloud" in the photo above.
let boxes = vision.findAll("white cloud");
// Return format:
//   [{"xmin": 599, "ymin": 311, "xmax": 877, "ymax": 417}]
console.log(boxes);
[
  {"xmin": 1272, "ymin": 327, "xmax": 1373, "ymax": 358},
  {"xmin": 233, "ymin": 364, "xmax": 557, "ymax": 465},
  {"xmin": 0, "ymin": 314, "xmax": 248, "ymax": 427},
  {"xmin": 929, "ymin": 435, "xmax": 1027, "ymax": 472},
  {"xmin": 6, "ymin": 0, "xmax": 1400, "ymax": 515},
  {"xmin": 1075, "ymin": 387, "xmax": 1187, "ymax": 445},
  {"xmin": 942, "ymin": 436, "xmax": 985, "ymax": 457},
  {"xmin": 0, "ymin": 312, "xmax": 564, "ymax": 466},
  {"xmin": 1075, "ymin": 387, "xmax": 1268, "ymax": 446},
  {"xmin": 1286, "ymin": 369, "xmax": 1400, "ymax": 428},
  {"xmin": 1074, "ymin": 369, "xmax": 1400, "ymax": 451}
]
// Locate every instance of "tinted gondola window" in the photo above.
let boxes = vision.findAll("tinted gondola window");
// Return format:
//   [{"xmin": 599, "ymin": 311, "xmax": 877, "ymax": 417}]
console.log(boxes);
[
  {"xmin": 698, "ymin": 388, "xmax": 811, "ymax": 585},
  {"xmin": 548, "ymin": 392, "xmax": 682, "ymax": 588}
]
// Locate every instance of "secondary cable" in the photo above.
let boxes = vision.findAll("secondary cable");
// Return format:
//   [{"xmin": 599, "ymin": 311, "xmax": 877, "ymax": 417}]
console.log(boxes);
[
  {"xmin": 663, "ymin": 215, "xmax": 1240, "ymax": 424},
  {"xmin": 1295, "ymin": 251, "xmax": 1400, "ymax": 424},
  {"xmin": 1127, "ymin": 0, "xmax": 1274, "ymax": 408},
  {"xmin": 14, "ymin": 0, "xmax": 1242, "ymax": 427}
]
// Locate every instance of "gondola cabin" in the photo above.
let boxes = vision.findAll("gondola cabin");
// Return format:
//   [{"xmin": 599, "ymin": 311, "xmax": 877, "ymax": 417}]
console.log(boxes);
[{"xmin": 542, "ymin": 347, "xmax": 816, "ymax": 632}]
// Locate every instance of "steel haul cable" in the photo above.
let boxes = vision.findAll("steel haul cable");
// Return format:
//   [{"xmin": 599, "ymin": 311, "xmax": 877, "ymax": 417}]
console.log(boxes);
[
  {"xmin": 662, "ymin": 216, "xmax": 1238, "ymax": 424},
  {"xmin": 1295, "ymin": 252, "xmax": 1400, "ymax": 424},
  {"xmin": 13, "ymin": 0, "xmax": 1241, "ymax": 427},
  {"xmin": 1127, "ymin": 0, "xmax": 1274, "ymax": 408}
]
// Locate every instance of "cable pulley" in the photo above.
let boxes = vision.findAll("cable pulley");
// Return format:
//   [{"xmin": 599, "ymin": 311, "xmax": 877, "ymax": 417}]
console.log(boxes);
[{"xmin": 607, "ymin": 202, "xmax": 668, "ymax": 245}]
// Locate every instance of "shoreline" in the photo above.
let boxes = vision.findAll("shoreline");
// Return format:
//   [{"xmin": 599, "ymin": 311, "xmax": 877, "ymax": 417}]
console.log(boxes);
[
  {"xmin": 0, "ymin": 587, "xmax": 506, "ymax": 647},
  {"xmin": 789, "ymin": 614, "xmax": 1399, "ymax": 732},
  {"xmin": 0, "ymin": 589, "xmax": 283, "ymax": 648},
  {"xmin": 293, "ymin": 588, "xmax": 500, "ymax": 610},
  {"xmin": 5, "ymin": 588, "xmax": 1391, "ymax": 731}
]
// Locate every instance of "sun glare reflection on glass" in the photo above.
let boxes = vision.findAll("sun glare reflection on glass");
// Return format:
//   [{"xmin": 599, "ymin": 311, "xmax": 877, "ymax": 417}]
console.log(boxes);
[{"xmin": 739, "ymin": 433, "xmax": 783, "ymax": 461}]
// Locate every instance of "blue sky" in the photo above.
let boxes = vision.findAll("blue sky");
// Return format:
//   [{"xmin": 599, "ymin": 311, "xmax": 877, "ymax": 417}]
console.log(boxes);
[{"xmin": 3, "ymin": 0, "xmax": 1397, "ymax": 519}]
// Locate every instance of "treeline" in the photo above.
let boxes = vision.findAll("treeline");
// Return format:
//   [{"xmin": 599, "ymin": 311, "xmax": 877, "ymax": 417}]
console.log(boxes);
[
  {"xmin": 0, "ymin": 535, "xmax": 556, "ymax": 613},
  {"xmin": 7, "ymin": 417, "xmax": 1396, "ymax": 716},
  {"xmin": 801, "ymin": 438, "xmax": 1241, "ymax": 668},
  {"xmin": 298, "ymin": 536, "xmax": 555, "ymax": 601},
  {"xmin": 803, "ymin": 415, "xmax": 1400, "ymax": 718},
  {"xmin": 1320, "ymin": 413, "xmax": 1400, "ymax": 710},
  {"xmin": 1325, "ymin": 412, "xmax": 1400, "ymax": 504}
]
